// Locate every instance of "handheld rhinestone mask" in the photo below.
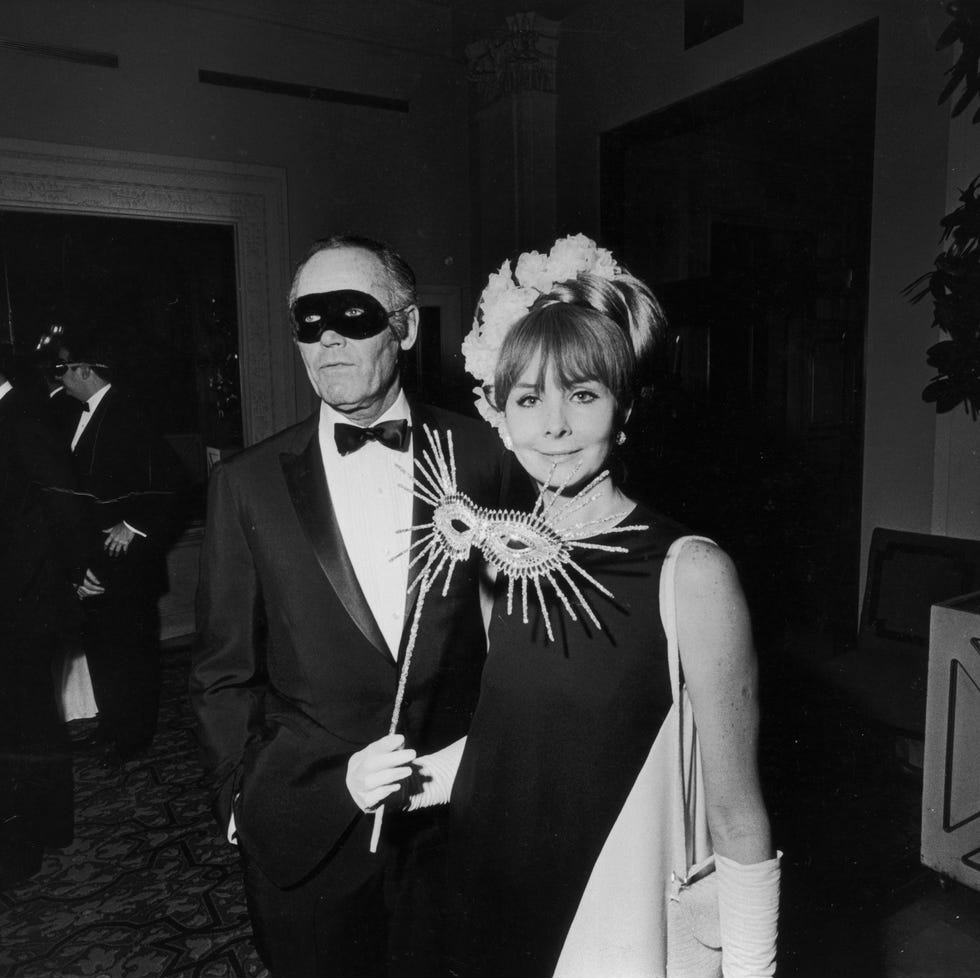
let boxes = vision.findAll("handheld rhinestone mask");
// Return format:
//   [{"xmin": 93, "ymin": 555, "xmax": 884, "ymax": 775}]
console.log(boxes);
[{"xmin": 401, "ymin": 425, "xmax": 648, "ymax": 639}]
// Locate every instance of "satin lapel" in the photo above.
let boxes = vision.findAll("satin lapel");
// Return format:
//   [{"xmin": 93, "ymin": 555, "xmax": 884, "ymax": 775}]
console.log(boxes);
[
  {"xmin": 280, "ymin": 433, "xmax": 392, "ymax": 663},
  {"xmin": 71, "ymin": 388, "xmax": 116, "ymax": 488},
  {"xmin": 72, "ymin": 386, "xmax": 113, "ymax": 463}
]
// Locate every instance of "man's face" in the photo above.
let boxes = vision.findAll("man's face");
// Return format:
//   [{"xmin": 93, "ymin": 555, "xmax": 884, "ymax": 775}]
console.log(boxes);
[
  {"xmin": 293, "ymin": 247, "xmax": 417, "ymax": 423},
  {"xmin": 56, "ymin": 347, "xmax": 87, "ymax": 401}
]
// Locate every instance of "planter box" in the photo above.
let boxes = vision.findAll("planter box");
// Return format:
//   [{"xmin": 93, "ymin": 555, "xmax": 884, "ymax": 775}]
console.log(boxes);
[{"xmin": 921, "ymin": 592, "xmax": 980, "ymax": 891}]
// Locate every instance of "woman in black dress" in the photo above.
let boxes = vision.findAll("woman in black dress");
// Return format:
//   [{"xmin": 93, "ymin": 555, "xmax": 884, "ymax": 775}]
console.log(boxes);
[{"xmin": 346, "ymin": 258, "xmax": 780, "ymax": 978}]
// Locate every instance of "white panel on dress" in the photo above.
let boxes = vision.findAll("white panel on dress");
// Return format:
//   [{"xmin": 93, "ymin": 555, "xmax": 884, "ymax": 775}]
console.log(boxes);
[{"xmin": 553, "ymin": 708, "xmax": 712, "ymax": 977}]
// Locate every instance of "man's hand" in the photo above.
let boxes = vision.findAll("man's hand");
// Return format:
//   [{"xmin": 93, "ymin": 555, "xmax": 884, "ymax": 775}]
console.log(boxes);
[
  {"xmin": 103, "ymin": 522, "xmax": 136, "ymax": 557},
  {"xmin": 76, "ymin": 569, "xmax": 105, "ymax": 599},
  {"xmin": 345, "ymin": 734, "xmax": 416, "ymax": 813}
]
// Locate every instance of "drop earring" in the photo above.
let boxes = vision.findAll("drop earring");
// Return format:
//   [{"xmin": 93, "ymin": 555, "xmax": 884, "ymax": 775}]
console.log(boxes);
[{"xmin": 615, "ymin": 430, "xmax": 626, "ymax": 446}]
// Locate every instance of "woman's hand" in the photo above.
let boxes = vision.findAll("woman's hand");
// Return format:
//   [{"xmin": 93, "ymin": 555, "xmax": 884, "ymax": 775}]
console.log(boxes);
[{"xmin": 345, "ymin": 734, "xmax": 417, "ymax": 813}]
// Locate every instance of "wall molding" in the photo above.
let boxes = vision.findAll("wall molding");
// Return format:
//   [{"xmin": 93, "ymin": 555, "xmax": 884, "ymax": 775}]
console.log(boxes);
[{"xmin": 0, "ymin": 136, "xmax": 292, "ymax": 444}]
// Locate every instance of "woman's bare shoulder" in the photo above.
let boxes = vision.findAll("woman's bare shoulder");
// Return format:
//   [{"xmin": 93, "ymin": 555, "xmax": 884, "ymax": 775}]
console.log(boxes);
[{"xmin": 674, "ymin": 537, "xmax": 741, "ymax": 597}]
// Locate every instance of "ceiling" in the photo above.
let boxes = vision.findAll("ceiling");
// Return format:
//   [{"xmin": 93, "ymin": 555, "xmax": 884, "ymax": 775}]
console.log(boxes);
[
  {"xmin": 448, "ymin": 1, "xmax": 593, "ymax": 34},
  {"xmin": 149, "ymin": 0, "xmax": 593, "ymax": 58},
  {"xmin": 445, "ymin": 0, "xmax": 592, "ymax": 19}
]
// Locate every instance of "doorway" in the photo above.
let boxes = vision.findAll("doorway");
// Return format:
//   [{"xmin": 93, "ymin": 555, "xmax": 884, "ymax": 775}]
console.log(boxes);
[
  {"xmin": 0, "ymin": 137, "xmax": 293, "ymax": 443},
  {"xmin": 601, "ymin": 20, "xmax": 877, "ymax": 643},
  {"xmin": 0, "ymin": 210, "xmax": 241, "ymax": 501}
]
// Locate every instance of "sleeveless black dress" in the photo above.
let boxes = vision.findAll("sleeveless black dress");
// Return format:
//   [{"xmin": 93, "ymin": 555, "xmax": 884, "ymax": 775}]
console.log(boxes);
[{"xmin": 447, "ymin": 504, "xmax": 686, "ymax": 978}]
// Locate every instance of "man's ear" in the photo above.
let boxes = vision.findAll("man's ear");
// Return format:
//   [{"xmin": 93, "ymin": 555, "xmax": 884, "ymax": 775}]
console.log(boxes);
[{"xmin": 399, "ymin": 306, "xmax": 419, "ymax": 352}]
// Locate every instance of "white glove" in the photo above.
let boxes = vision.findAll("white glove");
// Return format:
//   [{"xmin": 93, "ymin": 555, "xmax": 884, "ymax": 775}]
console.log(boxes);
[
  {"xmin": 717, "ymin": 851, "xmax": 781, "ymax": 978},
  {"xmin": 345, "ymin": 734, "xmax": 416, "ymax": 813},
  {"xmin": 406, "ymin": 737, "xmax": 465, "ymax": 811}
]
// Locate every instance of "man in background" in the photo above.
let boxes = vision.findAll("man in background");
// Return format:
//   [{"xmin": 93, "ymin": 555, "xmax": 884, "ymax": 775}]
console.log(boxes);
[
  {"xmin": 0, "ymin": 346, "xmax": 83, "ymax": 887},
  {"xmin": 57, "ymin": 332, "xmax": 186, "ymax": 765}
]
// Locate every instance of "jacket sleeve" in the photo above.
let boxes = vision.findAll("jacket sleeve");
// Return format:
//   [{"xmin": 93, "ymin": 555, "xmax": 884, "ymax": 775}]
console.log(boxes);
[
  {"xmin": 2, "ymin": 406, "xmax": 87, "ymax": 596},
  {"xmin": 188, "ymin": 461, "xmax": 266, "ymax": 830},
  {"xmin": 35, "ymin": 423, "xmax": 88, "ymax": 588},
  {"xmin": 116, "ymin": 428, "xmax": 188, "ymax": 544}
]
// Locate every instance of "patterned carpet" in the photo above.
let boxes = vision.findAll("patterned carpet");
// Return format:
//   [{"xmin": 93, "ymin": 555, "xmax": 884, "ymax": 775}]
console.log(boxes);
[
  {"xmin": 0, "ymin": 638, "xmax": 933, "ymax": 978},
  {"xmin": 0, "ymin": 646, "xmax": 268, "ymax": 978}
]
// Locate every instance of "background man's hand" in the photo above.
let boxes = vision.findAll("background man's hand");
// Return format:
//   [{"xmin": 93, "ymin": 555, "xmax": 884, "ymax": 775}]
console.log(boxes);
[
  {"xmin": 103, "ymin": 522, "xmax": 136, "ymax": 557},
  {"xmin": 76, "ymin": 568, "xmax": 105, "ymax": 599}
]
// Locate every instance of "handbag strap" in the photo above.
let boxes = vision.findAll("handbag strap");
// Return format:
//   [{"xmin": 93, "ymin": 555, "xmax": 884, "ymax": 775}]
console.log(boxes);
[{"xmin": 659, "ymin": 534, "xmax": 715, "ymax": 880}]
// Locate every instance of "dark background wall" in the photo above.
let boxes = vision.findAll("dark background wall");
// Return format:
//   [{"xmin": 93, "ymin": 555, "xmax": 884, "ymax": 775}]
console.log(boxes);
[{"xmin": 0, "ymin": 0, "xmax": 471, "ymax": 321}]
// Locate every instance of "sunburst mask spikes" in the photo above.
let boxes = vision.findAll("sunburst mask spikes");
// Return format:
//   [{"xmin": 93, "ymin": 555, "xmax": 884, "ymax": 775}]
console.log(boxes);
[{"xmin": 398, "ymin": 424, "xmax": 648, "ymax": 648}]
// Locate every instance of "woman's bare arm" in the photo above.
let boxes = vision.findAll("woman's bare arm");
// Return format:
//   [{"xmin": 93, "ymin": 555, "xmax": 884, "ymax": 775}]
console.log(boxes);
[{"xmin": 674, "ymin": 539, "xmax": 773, "ymax": 865}]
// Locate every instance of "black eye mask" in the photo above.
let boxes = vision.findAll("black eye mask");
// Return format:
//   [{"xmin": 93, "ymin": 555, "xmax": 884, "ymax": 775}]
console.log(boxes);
[{"xmin": 291, "ymin": 290, "xmax": 393, "ymax": 342}]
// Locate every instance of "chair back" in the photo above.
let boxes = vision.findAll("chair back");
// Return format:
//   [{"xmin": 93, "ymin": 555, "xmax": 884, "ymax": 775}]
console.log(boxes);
[{"xmin": 857, "ymin": 528, "xmax": 980, "ymax": 656}]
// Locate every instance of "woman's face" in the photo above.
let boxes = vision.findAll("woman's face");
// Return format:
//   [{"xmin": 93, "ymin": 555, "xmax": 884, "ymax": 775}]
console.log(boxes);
[{"xmin": 503, "ymin": 352, "xmax": 618, "ymax": 489}]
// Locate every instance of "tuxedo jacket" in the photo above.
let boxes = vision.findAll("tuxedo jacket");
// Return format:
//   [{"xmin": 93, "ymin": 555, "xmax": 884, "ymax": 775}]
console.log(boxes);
[
  {"xmin": 47, "ymin": 386, "xmax": 84, "ymax": 443},
  {"xmin": 71, "ymin": 386, "xmax": 185, "ymax": 588},
  {"xmin": 0, "ymin": 387, "xmax": 85, "ymax": 636},
  {"xmin": 189, "ymin": 402, "xmax": 511, "ymax": 888}
]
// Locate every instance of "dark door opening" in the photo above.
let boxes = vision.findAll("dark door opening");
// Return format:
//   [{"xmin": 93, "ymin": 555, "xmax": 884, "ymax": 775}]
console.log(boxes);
[
  {"xmin": 0, "ymin": 210, "xmax": 241, "ymax": 517},
  {"xmin": 601, "ymin": 20, "xmax": 877, "ymax": 644}
]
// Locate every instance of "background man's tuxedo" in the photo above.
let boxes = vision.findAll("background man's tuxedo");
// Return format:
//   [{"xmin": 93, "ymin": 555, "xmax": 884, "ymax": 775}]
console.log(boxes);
[
  {"xmin": 0, "ymin": 386, "xmax": 85, "ymax": 636},
  {"xmin": 47, "ymin": 385, "xmax": 83, "ymax": 442},
  {"xmin": 72, "ymin": 385, "xmax": 185, "ymax": 758},
  {"xmin": 190, "ymin": 401, "xmax": 509, "ymax": 973}
]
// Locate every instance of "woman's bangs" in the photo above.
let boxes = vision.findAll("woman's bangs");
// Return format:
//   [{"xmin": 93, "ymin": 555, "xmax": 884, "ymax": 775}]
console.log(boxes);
[{"xmin": 546, "ymin": 321, "xmax": 614, "ymax": 391}]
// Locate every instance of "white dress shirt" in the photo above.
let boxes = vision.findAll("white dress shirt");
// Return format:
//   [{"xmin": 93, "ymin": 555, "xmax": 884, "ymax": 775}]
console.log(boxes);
[
  {"xmin": 0, "ymin": 380, "xmax": 11, "ymax": 402},
  {"xmin": 318, "ymin": 393, "xmax": 413, "ymax": 659},
  {"xmin": 71, "ymin": 382, "xmax": 111, "ymax": 451}
]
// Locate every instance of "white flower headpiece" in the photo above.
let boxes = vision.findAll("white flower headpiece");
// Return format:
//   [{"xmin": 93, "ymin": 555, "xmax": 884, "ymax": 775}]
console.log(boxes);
[{"xmin": 462, "ymin": 234, "xmax": 622, "ymax": 435}]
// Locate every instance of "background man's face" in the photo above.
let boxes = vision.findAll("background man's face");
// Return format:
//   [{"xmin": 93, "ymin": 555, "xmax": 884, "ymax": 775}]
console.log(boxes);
[
  {"xmin": 56, "ymin": 346, "xmax": 86, "ymax": 401},
  {"xmin": 294, "ymin": 247, "xmax": 415, "ymax": 423}
]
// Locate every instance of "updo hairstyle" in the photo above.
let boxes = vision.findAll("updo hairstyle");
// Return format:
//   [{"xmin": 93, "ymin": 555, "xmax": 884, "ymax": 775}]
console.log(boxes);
[{"xmin": 545, "ymin": 272, "xmax": 666, "ymax": 377}]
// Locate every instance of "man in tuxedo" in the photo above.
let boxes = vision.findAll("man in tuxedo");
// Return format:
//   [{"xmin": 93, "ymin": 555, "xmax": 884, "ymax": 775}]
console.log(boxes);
[
  {"xmin": 57, "ymin": 335, "xmax": 185, "ymax": 763},
  {"xmin": 0, "ymin": 351, "xmax": 84, "ymax": 886},
  {"xmin": 189, "ymin": 235, "xmax": 508, "ymax": 977}
]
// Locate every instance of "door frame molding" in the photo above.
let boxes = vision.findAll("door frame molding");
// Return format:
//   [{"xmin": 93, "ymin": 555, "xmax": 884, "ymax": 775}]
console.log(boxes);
[{"xmin": 0, "ymin": 136, "xmax": 293, "ymax": 444}]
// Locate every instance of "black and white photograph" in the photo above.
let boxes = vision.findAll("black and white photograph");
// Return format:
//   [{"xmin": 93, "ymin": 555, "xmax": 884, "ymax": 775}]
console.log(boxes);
[{"xmin": 1, "ymin": 2, "xmax": 979, "ymax": 976}]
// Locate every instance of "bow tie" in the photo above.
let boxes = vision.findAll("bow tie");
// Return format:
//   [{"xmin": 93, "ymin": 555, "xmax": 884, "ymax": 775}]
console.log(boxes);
[
  {"xmin": 80, "ymin": 402, "xmax": 90, "ymax": 412},
  {"xmin": 334, "ymin": 419, "xmax": 410, "ymax": 456}
]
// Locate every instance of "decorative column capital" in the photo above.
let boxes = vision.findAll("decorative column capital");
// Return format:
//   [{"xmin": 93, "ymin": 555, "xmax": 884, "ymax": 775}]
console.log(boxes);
[{"xmin": 465, "ymin": 13, "xmax": 559, "ymax": 108}]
